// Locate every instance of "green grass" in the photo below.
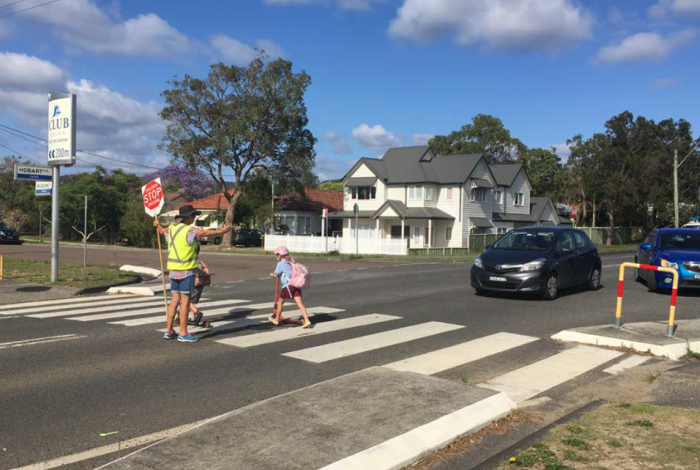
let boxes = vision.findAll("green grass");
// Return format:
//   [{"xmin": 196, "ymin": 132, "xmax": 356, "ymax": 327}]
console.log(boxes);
[
  {"xmin": 597, "ymin": 243, "xmax": 640, "ymax": 254},
  {"xmin": 2, "ymin": 258, "xmax": 133, "ymax": 288}
]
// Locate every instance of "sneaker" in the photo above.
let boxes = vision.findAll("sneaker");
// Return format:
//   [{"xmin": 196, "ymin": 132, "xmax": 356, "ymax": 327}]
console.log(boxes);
[
  {"xmin": 268, "ymin": 315, "xmax": 279, "ymax": 326},
  {"xmin": 164, "ymin": 331, "xmax": 177, "ymax": 340},
  {"xmin": 192, "ymin": 311, "xmax": 203, "ymax": 326},
  {"xmin": 177, "ymin": 334, "xmax": 199, "ymax": 343}
]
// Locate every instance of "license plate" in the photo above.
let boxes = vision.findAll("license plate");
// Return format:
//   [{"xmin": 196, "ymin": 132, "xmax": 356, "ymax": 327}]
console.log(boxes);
[{"xmin": 489, "ymin": 276, "xmax": 507, "ymax": 282}]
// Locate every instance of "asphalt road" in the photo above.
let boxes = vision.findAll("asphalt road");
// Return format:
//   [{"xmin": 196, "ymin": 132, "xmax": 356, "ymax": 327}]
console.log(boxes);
[{"xmin": 1, "ymin": 252, "xmax": 698, "ymax": 470}]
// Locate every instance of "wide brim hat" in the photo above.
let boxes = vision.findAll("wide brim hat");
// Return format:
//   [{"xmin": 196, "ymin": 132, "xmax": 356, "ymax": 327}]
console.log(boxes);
[{"xmin": 175, "ymin": 204, "xmax": 201, "ymax": 219}]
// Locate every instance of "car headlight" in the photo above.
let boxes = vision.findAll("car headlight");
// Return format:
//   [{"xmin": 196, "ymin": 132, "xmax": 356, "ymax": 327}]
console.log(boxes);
[
  {"xmin": 660, "ymin": 259, "xmax": 679, "ymax": 270},
  {"xmin": 474, "ymin": 255, "xmax": 483, "ymax": 268},
  {"xmin": 520, "ymin": 258, "xmax": 546, "ymax": 272},
  {"xmin": 0, "ymin": 231, "xmax": 5, "ymax": 236}
]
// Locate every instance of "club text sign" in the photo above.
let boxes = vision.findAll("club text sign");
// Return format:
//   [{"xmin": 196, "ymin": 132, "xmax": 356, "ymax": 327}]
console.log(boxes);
[
  {"xmin": 36, "ymin": 181, "xmax": 53, "ymax": 196},
  {"xmin": 48, "ymin": 93, "xmax": 77, "ymax": 165}
]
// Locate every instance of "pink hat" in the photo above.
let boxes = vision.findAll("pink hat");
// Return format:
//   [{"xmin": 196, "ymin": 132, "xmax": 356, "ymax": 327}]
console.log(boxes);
[{"xmin": 273, "ymin": 246, "xmax": 290, "ymax": 256}]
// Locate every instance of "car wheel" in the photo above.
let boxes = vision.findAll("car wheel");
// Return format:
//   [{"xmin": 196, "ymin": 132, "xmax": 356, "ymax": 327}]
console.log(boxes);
[
  {"xmin": 647, "ymin": 271, "xmax": 658, "ymax": 293},
  {"xmin": 214, "ymin": 237, "xmax": 222, "ymax": 246},
  {"xmin": 543, "ymin": 274, "xmax": 558, "ymax": 300},
  {"xmin": 588, "ymin": 267, "xmax": 601, "ymax": 291}
]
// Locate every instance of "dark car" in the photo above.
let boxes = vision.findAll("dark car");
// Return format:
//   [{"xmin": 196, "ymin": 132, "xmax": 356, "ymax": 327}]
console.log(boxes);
[
  {"xmin": 635, "ymin": 228, "xmax": 700, "ymax": 291},
  {"xmin": 470, "ymin": 226, "xmax": 602, "ymax": 300},
  {"xmin": 233, "ymin": 229, "xmax": 264, "ymax": 247},
  {"xmin": 0, "ymin": 222, "xmax": 21, "ymax": 244}
]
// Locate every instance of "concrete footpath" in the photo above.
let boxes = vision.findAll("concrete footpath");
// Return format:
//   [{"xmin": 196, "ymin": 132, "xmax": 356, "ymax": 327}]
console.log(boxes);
[{"xmin": 101, "ymin": 368, "xmax": 514, "ymax": 470}]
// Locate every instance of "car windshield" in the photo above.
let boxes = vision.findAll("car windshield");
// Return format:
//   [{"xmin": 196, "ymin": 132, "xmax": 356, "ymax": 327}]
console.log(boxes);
[
  {"xmin": 659, "ymin": 232, "xmax": 700, "ymax": 251},
  {"xmin": 0, "ymin": 223, "xmax": 9, "ymax": 230},
  {"xmin": 492, "ymin": 230, "xmax": 555, "ymax": 251}
]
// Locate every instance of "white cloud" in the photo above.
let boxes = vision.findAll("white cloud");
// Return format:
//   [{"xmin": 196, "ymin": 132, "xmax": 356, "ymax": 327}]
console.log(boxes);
[
  {"xmin": 596, "ymin": 30, "xmax": 696, "ymax": 64},
  {"xmin": 264, "ymin": 0, "xmax": 383, "ymax": 11},
  {"xmin": 650, "ymin": 0, "xmax": 700, "ymax": 19},
  {"xmin": 314, "ymin": 154, "xmax": 355, "ymax": 180},
  {"xmin": 0, "ymin": 52, "xmax": 167, "ymax": 171},
  {"xmin": 352, "ymin": 123, "xmax": 402, "ymax": 154},
  {"xmin": 210, "ymin": 35, "xmax": 285, "ymax": 65},
  {"xmin": 321, "ymin": 131, "xmax": 352, "ymax": 155},
  {"xmin": 388, "ymin": 0, "xmax": 594, "ymax": 52},
  {"xmin": 22, "ymin": 0, "xmax": 191, "ymax": 58},
  {"xmin": 552, "ymin": 143, "xmax": 571, "ymax": 161},
  {"xmin": 0, "ymin": 20, "xmax": 12, "ymax": 40},
  {"xmin": 411, "ymin": 133, "xmax": 434, "ymax": 145}
]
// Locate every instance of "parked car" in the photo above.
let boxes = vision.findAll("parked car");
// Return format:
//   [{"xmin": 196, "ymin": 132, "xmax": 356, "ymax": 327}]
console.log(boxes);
[
  {"xmin": 0, "ymin": 222, "xmax": 21, "ymax": 244},
  {"xmin": 233, "ymin": 229, "xmax": 263, "ymax": 247},
  {"xmin": 470, "ymin": 227, "xmax": 602, "ymax": 300},
  {"xmin": 682, "ymin": 222, "xmax": 700, "ymax": 229},
  {"xmin": 635, "ymin": 228, "xmax": 700, "ymax": 291}
]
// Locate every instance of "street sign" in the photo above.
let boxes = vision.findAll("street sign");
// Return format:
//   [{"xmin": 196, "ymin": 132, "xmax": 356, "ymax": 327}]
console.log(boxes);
[
  {"xmin": 13, "ymin": 163, "xmax": 52, "ymax": 181},
  {"xmin": 322, "ymin": 208, "xmax": 328, "ymax": 219},
  {"xmin": 35, "ymin": 181, "xmax": 52, "ymax": 196},
  {"xmin": 141, "ymin": 178, "xmax": 164, "ymax": 217},
  {"xmin": 48, "ymin": 93, "xmax": 77, "ymax": 166}
]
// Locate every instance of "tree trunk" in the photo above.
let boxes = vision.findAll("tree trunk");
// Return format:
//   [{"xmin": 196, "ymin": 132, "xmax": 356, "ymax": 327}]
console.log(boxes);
[
  {"xmin": 607, "ymin": 208, "xmax": 614, "ymax": 246},
  {"xmin": 223, "ymin": 191, "xmax": 242, "ymax": 246},
  {"xmin": 581, "ymin": 198, "xmax": 587, "ymax": 226},
  {"xmin": 592, "ymin": 199, "xmax": 597, "ymax": 228}
]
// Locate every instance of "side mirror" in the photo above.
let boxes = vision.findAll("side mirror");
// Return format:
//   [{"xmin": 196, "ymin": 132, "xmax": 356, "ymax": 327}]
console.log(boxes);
[{"xmin": 640, "ymin": 243, "xmax": 652, "ymax": 250}]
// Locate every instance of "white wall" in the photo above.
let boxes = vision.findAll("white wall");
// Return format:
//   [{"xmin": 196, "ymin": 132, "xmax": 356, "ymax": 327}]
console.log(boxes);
[
  {"xmin": 343, "ymin": 163, "xmax": 385, "ymax": 212},
  {"xmin": 461, "ymin": 160, "xmax": 496, "ymax": 246},
  {"xmin": 505, "ymin": 170, "xmax": 531, "ymax": 215}
]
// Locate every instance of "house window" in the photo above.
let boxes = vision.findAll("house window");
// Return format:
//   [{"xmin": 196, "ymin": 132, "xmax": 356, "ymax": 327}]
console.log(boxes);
[
  {"xmin": 494, "ymin": 190, "xmax": 503, "ymax": 204},
  {"xmin": 298, "ymin": 216, "xmax": 311, "ymax": 234},
  {"xmin": 195, "ymin": 219, "xmax": 208, "ymax": 227},
  {"xmin": 446, "ymin": 187, "xmax": 453, "ymax": 200},
  {"xmin": 514, "ymin": 192, "xmax": 524, "ymax": 206},
  {"xmin": 352, "ymin": 186, "xmax": 376, "ymax": 200},
  {"xmin": 497, "ymin": 227, "xmax": 507, "ymax": 236},
  {"xmin": 446, "ymin": 227, "xmax": 452, "ymax": 240},
  {"xmin": 471, "ymin": 188, "xmax": 487, "ymax": 202},
  {"xmin": 425, "ymin": 186, "xmax": 436, "ymax": 202},
  {"xmin": 408, "ymin": 186, "xmax": 423, "ymax": 201}
]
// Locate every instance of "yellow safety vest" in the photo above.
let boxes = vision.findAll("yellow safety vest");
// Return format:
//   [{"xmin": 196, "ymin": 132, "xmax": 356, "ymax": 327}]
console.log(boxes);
[{"xmin": 167, "ymin": 223, "xmax": 198, "ymax": 271}]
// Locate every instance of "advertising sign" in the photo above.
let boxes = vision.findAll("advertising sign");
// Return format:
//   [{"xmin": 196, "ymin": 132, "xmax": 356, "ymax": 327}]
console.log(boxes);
[
  {"xmin": 48, "ymin": 93, "xmax": 77, "ymax": 165},
  {"xmin": 35, "ymin": 181, "xmax": 53, "ymax": 196},
  {"xmin": 141, "ymin": 178, "xmax": 164, "ymax": 217},
  {"xmin": 14, "ymin": 163, "xmax": 52, "ymax": 181}
]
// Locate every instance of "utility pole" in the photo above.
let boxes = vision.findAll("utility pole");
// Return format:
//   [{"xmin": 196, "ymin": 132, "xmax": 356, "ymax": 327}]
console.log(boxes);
[
  {"xmin": 271, "ymin": 180, "xmax": 275, "ymax": 235},
  {"xmin": 51, "ymin": 165, "xmax": 60, "ymax": 282},
  {"xmin": 674, "ymin": 149, "xmax": 679, "ymax": 228},
  {"xmin": 38, "ymin": 205, "xmax": 43, "ymax": 242},
  {"xmin": 83, "ymin": 195, "xmax": 88, "ymax": 267}
]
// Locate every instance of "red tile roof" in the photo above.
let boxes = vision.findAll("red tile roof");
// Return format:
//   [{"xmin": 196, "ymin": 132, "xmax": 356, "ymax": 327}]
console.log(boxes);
[
  {"xmin": 276, "ymin": 189, "xmax": 343, "ymax": 212},
  {"xmin": 177, "ymin": 190, "xmax": 234, "ymax": 211}
]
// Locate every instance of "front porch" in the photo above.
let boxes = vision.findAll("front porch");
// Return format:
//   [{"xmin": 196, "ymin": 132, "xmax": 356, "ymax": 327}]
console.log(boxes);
[{"xmin": 343, "ymin": 217, "xmax": 458, "ymax": 249}]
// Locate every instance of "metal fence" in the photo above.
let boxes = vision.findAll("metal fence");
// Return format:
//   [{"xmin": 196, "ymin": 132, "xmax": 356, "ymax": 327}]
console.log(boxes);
[{"xmin": 576, "ymin": 227, "xmax": 644, "ymax": 245}]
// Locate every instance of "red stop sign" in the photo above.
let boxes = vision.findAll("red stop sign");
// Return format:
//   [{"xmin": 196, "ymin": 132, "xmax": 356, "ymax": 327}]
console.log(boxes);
[{"xmin": 142, "ymin": 180, "xmax": 163, "ymax": 212}]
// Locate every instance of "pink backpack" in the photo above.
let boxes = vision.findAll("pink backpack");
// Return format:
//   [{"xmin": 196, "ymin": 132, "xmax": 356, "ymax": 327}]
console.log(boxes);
[{"xmin": 288, "ymin": 260, "xmax": 311, "ymax": 290}]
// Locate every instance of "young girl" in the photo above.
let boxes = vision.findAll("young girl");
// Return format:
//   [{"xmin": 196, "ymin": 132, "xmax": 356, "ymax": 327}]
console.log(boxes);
[{"xmin": 269, "ymin": 246, "xmax": 312, "ymax": 328}]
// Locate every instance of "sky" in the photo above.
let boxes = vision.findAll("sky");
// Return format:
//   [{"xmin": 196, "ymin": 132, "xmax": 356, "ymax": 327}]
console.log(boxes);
[{"xmin": 0, "ymin": 0, "xmax": 699, "ymax": 181}]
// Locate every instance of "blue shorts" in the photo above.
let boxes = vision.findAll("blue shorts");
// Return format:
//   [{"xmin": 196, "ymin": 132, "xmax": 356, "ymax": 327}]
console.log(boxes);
[{"xmin": 170, "ymin": 275, "xmax": 195, "ymax": 295}]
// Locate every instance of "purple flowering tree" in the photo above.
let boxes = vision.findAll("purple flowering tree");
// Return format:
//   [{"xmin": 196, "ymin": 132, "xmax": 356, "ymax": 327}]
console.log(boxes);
[{"xmin": 144, "ymin": 164, "xmax": 216, "ymax": 201}]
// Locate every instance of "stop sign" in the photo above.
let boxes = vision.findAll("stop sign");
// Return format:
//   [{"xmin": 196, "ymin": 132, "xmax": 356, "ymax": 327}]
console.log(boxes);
[{"xmin": 141, "ymin": 178, "xmax": 164, "ymax": 217}]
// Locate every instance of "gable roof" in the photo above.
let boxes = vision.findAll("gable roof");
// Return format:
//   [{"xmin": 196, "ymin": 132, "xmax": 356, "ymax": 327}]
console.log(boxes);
[
  {"xmin": 371, "ymin": 199, "xmax": 454, "ymax": 220},
  {"xmin": 492, "ymin": 196, "xmax": 559, "ymax": 224},
  {"xmin": 489, "ymin": 164, "xmax": 523, "ymax": 187},
  {"xmin": 276, "ymin": 189, "xmax": 343, "ymax": 212},
  {"xmin": 178, "ymin": 190, "xmax": 234, "ymax": 211}
]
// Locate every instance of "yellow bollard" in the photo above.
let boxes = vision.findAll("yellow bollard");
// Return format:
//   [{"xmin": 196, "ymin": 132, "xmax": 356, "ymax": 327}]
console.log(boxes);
[{"xmin": 0, "ymin": 253, "xmax": 3, "ymax": 280}]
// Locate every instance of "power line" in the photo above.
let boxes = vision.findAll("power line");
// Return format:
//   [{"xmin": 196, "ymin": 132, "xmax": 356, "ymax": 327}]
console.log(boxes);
[
  {"xmin": 0, "ymin": 1, "xmax": 31, "ymax": 11},
  {"xmin": 0, "ymin": 0, "xmax": 63, "ymax": 19},
  {"xmin": 0, "ymin": 142, "xmax": 43, "ymax": 165}
]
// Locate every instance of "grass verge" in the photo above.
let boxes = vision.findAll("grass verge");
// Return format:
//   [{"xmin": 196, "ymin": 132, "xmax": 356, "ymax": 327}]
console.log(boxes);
[
  {"xmin": 597, "ymin": 243, "xmax": 639, "ymax": 254},
  {"xmin": 498, "ymin": 402, "xmax": 700, "ymax": 469},
  {"xmin": 2, "ymin": 258, "xmax": 134, "ymax": 288}
]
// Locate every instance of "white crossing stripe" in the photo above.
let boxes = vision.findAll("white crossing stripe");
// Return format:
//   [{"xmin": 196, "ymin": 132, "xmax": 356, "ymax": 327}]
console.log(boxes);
[
  {"xmin": 604, "ymin": 355, "xmax": 651, "ymax": 375},
  {"xmin": 479, "ymin": 345, "xmax": 623, "ymax": 404},
  {"xmin": 27, "ymin": 298, "xmax": 166, "ymax": 318},
  {"xmin": 114, "ymin": 302, "xmax": 277, "ymax": 327},
  {"xmin": 0, "ymin": 334, "xmax": 87, "ymax": 350},
  {"xmin": 283, "ymin": 322, "xmax": 465, "ymax": 363},
  {"xmin": 217, "ymin": 314, "xmax": 399, "ymax": 348},
  {"xmin": 0, "ymin": 294, "xmax": 135, "ymax": 314},
  {"xmin": 68, "ymin": 299, "xmax": 249, "ymax": 322},
  {"xmin": 383, "ymin": 332, "xmax": 539, "ymax": 376}
]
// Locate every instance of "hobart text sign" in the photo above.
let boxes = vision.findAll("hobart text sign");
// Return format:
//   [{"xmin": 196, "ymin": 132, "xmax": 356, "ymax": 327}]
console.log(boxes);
[
  {"xmin": 48, "ymin": 93, "xmax": 76, "ymax": 165},
  {"xmin": 14, "ymin": 163, "xmax": 52, "ymax": 181}
]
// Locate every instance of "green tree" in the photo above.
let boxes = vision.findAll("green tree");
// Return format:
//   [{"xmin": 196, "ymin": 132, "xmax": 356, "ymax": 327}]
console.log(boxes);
[
  {"xmin": 120, "ymin": 194, "xmax": 158, "ymax": 248},
  {"xmin": 317, "ymin": 181, "xmax": 344, "ymax": 192},
  {"xmin": 518, "ymin": 148, "xmax": 562, "ymax": 198},
  {"xmin": 160, "ymin": 56, "xmax": 316, "ymax": 245},
  {"xmin": 429, "ymin": 114, "xmax": 527, "ymax": 164}
]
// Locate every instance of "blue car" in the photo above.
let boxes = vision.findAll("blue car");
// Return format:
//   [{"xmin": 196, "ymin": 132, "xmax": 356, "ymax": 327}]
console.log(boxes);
[{"xmin": 635, "ymin": 228, "xmax": 700, "ymax": 291}]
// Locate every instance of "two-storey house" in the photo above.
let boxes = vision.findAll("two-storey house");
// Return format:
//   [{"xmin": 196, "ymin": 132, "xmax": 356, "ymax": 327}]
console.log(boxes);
[{"xmin": 329, "ymin": 146, "xmax": 568, "ymax": 248}]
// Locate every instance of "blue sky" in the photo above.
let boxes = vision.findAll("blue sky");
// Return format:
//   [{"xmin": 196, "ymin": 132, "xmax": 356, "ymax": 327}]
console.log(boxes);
[{"xmin": 0, "ymin": 0, "xmax": 699, "ymax": 180}]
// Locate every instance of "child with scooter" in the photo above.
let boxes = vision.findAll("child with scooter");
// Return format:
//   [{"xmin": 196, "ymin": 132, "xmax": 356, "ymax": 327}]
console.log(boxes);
[{"xmin": 269, "ymin": 246, "xmax": 312, "ymax": 328}]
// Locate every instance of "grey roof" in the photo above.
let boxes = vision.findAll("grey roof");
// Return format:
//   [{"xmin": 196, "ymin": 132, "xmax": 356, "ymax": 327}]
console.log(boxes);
[
  {"xmin": 558, "ymin": 216, "xmax": 573, "ymax": 226},
  {"xmin": 372, "ymin": 200, "xmax": 454, "ymax": 220},
  {"xmin": 471, "ymin": 178, "xmax": 494, "ymax": 189},
  {"xmin": 492, "ymin": 213, "xmax": 536, "ymax": 223},
  {"xmin": 470, "ymin": 217, "xmax": 494, "ymax": 228},
  {"xmin": 490, "ymin": 164, "xmax": 523, "ymax": 187},
  {"xmin": 345, "ymin": 177, "xmax": 377, "ymax": 187},
  {"xmin": 529, "ymin": 197, "xmax": 551, "ymax": 221},
  {"xmin": 327, "ymin": 210, "xmax": 375, "ymax": 219}
]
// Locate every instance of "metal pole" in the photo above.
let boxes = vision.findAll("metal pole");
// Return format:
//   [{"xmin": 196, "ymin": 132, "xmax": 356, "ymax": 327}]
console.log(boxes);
[
  {"xmin": 270, "ymin": 180, "xmax": 275, "ymax": 235},
  {"xmin": 51, "ymin": 166, "xmax": 60, "ymax": 282},
  {"xmin": 355, "ymin": 213, "xmax": 359, "ymax": 255},
  {"xmin": 38, "ymin": 205, "xmax": 42, "ymax": 242},
  {"xmin": 674, "ymin": 149, "xmax": 679, "ymax": 228},
  {"xmin": 83, "ymin": 195, "xmax": 88, "ymax": 267}
]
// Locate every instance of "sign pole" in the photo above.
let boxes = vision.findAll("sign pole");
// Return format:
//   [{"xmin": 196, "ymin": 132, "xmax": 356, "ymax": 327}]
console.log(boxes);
[
  {"xmin": 141, "ymin": 178, "xmax": 168, "ymax": 314},
  {"xmin": 51, "ymin": 166, "xmax": 60, "ymax": 282},
  {"xmin": 155, "ymin": 216, "xmax": 168, "ymax": 313},
  {"xmin": 83, "ymin": 195, "xmax": 88, "ymax": 267}
]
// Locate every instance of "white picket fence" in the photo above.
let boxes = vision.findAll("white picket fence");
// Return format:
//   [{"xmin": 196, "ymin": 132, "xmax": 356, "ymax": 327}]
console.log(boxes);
[{"xmin": 264, "ymin": 234, "xmax": 408, "ymax": 256}]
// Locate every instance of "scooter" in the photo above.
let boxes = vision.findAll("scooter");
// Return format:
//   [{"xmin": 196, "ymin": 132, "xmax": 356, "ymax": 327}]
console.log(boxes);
[{"xmin": 271, "ymin": 277, "xmax": 303, "ymax": 325}]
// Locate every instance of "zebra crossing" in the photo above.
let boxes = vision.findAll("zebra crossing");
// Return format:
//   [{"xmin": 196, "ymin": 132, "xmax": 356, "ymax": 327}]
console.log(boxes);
[{"xmin": 4, "ymin": 293, "xmax": 650, "ymax": 405}]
